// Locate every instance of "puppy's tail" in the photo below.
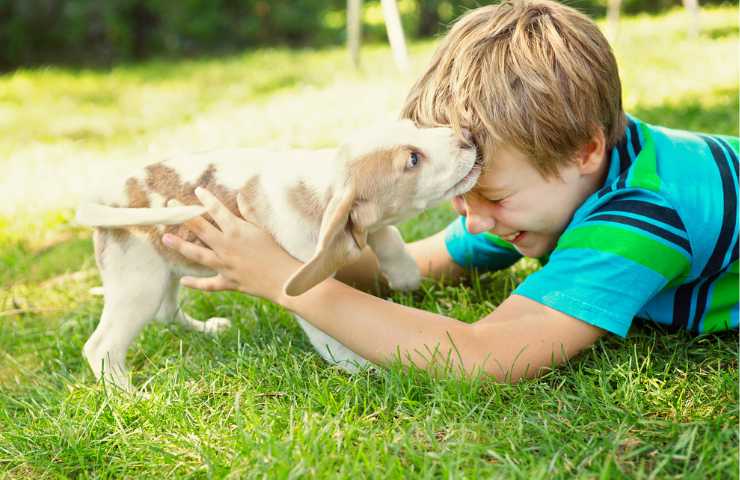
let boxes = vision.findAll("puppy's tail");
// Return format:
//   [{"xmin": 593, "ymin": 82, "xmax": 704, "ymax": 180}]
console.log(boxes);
[{"xmin": 75, "ymin": 203, "xmax": 207, "ymax": 227}]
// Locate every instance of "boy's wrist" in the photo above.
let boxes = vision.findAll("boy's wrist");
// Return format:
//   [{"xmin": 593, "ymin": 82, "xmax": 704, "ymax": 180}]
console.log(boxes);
[{"xmin": 275, "ymin": 277, "xmax": 331, "ymax": 312}]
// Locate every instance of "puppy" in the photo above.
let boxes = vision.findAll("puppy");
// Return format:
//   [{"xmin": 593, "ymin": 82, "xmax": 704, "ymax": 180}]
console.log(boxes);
[{"xmin": 76, "ymin": 120, "xmax": 480, "ymax": 391}]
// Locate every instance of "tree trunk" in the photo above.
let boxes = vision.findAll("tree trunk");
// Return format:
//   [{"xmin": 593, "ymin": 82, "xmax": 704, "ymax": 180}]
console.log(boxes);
[
  {"xmin": 381, "ymin": 0, "xmax": 409, "ymax": 73},
  {"xmin": 682, "ymin": 0, "xmax": 701, "ymax": 38},
  {"xmin": 348, "ymin": 0, "xmax": 362, "ymax": 69},
  {"xmin": 606, "ymin": 0, "xmax": 622, "ymax": 41}
]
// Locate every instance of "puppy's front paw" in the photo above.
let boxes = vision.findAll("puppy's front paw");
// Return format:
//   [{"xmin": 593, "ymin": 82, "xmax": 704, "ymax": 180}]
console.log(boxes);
[
  {"xmin": 204, "ymin": 317, "xmax": 232, "ymax": 335},
  {"xmin": 381, "ymin": 255, "xmax": 421, "ymax": 291}
]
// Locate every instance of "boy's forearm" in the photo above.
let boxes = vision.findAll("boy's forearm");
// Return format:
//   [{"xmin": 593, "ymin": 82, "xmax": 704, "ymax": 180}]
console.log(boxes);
[
  {"xmin": 280, "ymin": 278, "xmax": 486, "ymax": 376},
  {"xmin": 407, "ymin": 230, "xmax": 467, "ymax": 282},
  {"xmin": 279, "ymin": 279, "xmax": 598, "ymax": 381}
]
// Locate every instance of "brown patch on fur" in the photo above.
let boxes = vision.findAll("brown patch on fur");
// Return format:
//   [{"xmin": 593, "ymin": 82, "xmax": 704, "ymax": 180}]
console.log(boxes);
[
  {"xmin": 125, "ymin": 178, "xmax": 150, "ymax": 208},
  {"xmin": 348, "ymin": 146, "xmax": 421, "ymax": 203},
  {"xmin": 286, "ymin": 181, "xmax": 326, "ymax": 222},
  {"xmin": 348, "ymin": 147, "xmax": 401, "ymax": 198},
  {"xmin": 91, "ymin": 163, "xmax": 267, "ymax": 275},
  {"xmin": 135, "ymin": 162, "xmax": 256, "ymax": 268},
  {"xmin": 144, "ymin": 163, "xmax": 238, "ymax": 218},
  {"xmin": 237, "ymin": 175, "xmax": 269, "ymax": 225}
]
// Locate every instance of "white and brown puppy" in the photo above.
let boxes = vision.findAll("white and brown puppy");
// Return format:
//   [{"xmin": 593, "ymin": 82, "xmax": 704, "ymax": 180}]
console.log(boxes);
[{"xmin": 76, "ymin": 120, "xmax": 480, "ymax": 391}]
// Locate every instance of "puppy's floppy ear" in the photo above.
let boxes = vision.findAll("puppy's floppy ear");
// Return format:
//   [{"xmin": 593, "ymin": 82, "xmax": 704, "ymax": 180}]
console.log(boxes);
[{"xmin": 284, "ymin": 183, "xmax": 365, "ymax": 296}]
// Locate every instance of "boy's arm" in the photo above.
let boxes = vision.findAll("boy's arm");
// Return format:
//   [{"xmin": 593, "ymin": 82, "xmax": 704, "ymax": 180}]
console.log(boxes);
[
  {"xmin": 335, "ymin": 230, "xmax": 467, "ymax": 292},
  {"xmin": 165, "ymin": 188, "xmax": 605, "ymax": 381},
  {"xmin": 280, "ymin": 278, "xmax": 606, "ymax": 381}
]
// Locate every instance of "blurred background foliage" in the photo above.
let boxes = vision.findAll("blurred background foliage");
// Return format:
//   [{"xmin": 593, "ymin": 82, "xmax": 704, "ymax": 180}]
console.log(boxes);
[{"xmin": 0, "ymin": 0, "xmax": 733, "ymax": 70}]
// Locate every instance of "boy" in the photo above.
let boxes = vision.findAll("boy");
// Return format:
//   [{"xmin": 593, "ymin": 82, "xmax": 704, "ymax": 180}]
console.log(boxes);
[{"xmin": 163, "ymin": 0, "xmax": 738, "ymax": 381}]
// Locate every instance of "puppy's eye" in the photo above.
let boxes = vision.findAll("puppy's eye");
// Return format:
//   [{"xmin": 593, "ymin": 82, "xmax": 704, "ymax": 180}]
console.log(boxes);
[{"xmin": 406, "ymin": 152, "xmax": 420, "ymax": 169}]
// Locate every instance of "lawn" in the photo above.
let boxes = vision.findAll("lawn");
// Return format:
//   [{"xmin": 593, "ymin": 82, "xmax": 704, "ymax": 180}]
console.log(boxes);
[{"xmin": 1, "ymin": 7, "xmax": 738, "ymax": 479}]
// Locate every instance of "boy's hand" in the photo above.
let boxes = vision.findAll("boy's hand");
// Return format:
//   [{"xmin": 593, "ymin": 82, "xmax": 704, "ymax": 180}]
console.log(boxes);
[{"xmin": 162, "ymin": 187, "xmax": 301, "ymax": 302}]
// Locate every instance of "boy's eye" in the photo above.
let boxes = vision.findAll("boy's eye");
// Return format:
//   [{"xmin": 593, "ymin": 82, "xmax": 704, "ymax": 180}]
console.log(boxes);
[{"xmin": 406, "ymin": 152, "xmax": 420, "ymax": 169}]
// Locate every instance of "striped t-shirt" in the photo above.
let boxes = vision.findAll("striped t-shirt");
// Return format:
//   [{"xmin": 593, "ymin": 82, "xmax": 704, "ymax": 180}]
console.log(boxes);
[{"xmin": 445, "ymin": 116, "xmax": 739, "ymax": 336}]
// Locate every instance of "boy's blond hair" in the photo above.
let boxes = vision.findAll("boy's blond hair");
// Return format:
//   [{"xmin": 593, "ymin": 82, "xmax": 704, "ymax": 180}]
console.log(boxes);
[{"xmin": 401, "ymin": 0, "xmax": 626, "ymax": 177}]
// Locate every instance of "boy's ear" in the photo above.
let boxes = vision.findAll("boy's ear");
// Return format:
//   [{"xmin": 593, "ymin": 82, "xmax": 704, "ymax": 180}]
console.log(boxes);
[{"xmin": 577, "ymin": 128, "xmax": 607, "ymax": 175}]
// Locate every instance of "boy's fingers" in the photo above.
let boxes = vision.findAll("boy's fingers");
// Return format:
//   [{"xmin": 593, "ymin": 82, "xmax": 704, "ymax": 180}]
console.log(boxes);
[
  {"xmin": 183, "ymin": 215, "xmax": 221, "ymax": 245},
  {"xmin": 194, "ymin": 187, "xmax": 236, "ymax": 229},
  {"xmin": 236, "ymin": 192, "xmax": 257, "ymax": 224},
  {"xmin": 180, "ymin": 275, "xmax": 234, "ymax": 292},
  {"xmin": 162, "ymin": 234, "xmax": 220, "ymax": 268}
]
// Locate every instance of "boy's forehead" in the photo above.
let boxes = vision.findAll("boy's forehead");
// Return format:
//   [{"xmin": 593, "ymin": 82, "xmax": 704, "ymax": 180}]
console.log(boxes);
[
  {"xmin": 474, "ymin": 167, "xmax": 511, "ymax": 194},
  {"xmin": 482, "ymin": 143, "xmax": 543, "ymax": 179}
]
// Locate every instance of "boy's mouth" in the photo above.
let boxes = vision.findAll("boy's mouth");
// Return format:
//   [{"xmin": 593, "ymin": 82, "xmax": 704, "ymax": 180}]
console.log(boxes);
[{"xmin": 502, "ymin": 231, "xmax": 525, "ymax": 244}]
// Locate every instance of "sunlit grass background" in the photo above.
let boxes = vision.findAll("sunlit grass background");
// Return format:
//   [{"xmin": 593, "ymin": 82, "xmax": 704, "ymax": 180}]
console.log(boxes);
[{"xmin": 1, "ymin": 7, "xmax": 738, "ymax": 478}]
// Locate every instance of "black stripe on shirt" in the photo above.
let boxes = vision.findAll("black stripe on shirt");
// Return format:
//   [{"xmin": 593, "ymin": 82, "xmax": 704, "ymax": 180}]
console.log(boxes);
[
  {"xmin": 599, "ymin": 119, "xmax": 641, "ymax": 199},
  {"xmin": 690, "ymin": 272, "xmax": 724, "ymax": 334},
  {"xmin": 699, "ymin": 135, "xmax": 738, "ymax": 276},
  {"xmin": 586, "ymin": 213, "xmax": 692, "ymax": 254},
  {"xmin": 597, "ymin": 186, "xmax": 612, "ymax": 199},
  {"xmin": 628, "ymin": 120, "xmax": 643, "ymax": 159},
  {"xmin": 591, "ymin": 199, "xmax": 685, "ymax": 230},
  {"xmin": 715, "ymin": 136, "xmax": 739, "ymax": 172},
  {"xmin": 672, "ymin": 282, "xmax": 695, "ymax": 331},
  {"xmin": 715, "ymin": 136, "xmax": 739, "ymax": 265},
  {"xmin": 615, "ymin": 136, "xmax": 631, "ymax": 191},
  {"xmin": 598, "ymin": 170, "xmax": 629, "ymax": 199}
]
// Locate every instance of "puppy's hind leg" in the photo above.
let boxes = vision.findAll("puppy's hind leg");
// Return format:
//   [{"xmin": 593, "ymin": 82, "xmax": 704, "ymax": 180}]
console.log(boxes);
[
  {"xmin": 155, "ymin": 275, "xmax": 231, "ymax": 335},
  {"xmin": 295, "ymin": 315, "xmax": 371, "ymax": 373},
  {"xmin": 84, "ymin": 238, "xmax": 170, "ymax": 392}
]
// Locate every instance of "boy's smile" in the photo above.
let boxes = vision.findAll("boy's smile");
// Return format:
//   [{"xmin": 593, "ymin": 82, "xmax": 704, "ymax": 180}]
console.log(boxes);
[{"xmin": 456, "ymin": 140, "xmax": 608, "ymax": 258}]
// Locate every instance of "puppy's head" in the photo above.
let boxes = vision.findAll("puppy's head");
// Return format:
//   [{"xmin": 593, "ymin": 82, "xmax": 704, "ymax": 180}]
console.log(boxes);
[{"xmin": 283, "ymin": 119, "xmax": 479, "ymax": 296}]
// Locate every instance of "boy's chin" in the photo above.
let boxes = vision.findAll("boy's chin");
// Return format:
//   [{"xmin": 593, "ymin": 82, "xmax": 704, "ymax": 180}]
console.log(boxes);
[{"xmin": 513, "ymin": 235, "xmax": 554, "ymax": 259}]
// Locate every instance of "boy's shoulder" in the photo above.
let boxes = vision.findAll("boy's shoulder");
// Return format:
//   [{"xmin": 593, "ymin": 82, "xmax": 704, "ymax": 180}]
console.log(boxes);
[
  {"xmin": 581, "ymin": 115, "xmax": 737, "ymax": 208},
  {"xmin": 563, "ymin": 115, "xmax": 737, "ymax": 280}
]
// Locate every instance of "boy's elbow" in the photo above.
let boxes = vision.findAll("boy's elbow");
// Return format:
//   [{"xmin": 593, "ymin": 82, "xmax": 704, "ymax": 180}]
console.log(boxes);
[
  {"xmin": 463, "ymin": 322, "xmax": 549, "ymax": 383},
  {"xmin": 452, "ymin": 323, "xmax": 516, "ymax": 383}
]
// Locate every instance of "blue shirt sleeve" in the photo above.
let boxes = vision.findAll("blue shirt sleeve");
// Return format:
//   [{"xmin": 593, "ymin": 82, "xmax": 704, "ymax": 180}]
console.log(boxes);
[{"xmin": 444, "ymin": 216, "xmax": 522, "ymax": 271}]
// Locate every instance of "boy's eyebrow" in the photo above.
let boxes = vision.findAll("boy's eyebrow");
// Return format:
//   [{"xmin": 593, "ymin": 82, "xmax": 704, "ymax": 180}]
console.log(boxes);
[{"xmin": 475, "ymin": 184, "xmax": 510, "ymax": 196}]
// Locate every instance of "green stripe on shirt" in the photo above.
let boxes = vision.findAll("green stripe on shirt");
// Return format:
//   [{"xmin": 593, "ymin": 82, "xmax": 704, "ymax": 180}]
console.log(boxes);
[
  {"xmin": 703, "ymin": 261, "xmax": 739, "ymax": 333},
  {"xmin": 627, "ymin": 124, "xmax": 661, "ymax": 192},
  {"xmin": 719, "ymin": 136, "xmax": 739, "ymax": 153},
  {"xmin": 557, "ymin": 224, "xmax": 690, "ymax": 285}
]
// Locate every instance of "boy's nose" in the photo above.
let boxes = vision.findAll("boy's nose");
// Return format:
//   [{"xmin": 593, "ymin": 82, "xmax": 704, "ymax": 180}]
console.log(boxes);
[
  {"xmin": 459, "ymin": 194, "xmax": 496, "ymax": 234},
  {"xmin": 466, "ymin": 212, "xmax": 496, "ymax": 234}
]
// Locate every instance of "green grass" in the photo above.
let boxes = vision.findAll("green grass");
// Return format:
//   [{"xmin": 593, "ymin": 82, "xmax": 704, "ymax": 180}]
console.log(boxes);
[{"xmin": 1, "ymin": 7, "xmax": 738, "ymax": 479}]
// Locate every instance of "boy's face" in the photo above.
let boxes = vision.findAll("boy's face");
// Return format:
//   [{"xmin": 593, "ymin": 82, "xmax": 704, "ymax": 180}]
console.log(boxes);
[{"xmin": 454, "ymin": 143, "xmax": 607, "ymax": 258}]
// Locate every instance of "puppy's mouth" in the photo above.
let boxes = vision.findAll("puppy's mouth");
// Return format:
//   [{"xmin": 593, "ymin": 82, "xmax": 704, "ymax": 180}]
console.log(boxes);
[{"xmin": 443, "ymin": 155, "xmax": 483, "ymax": 199}]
